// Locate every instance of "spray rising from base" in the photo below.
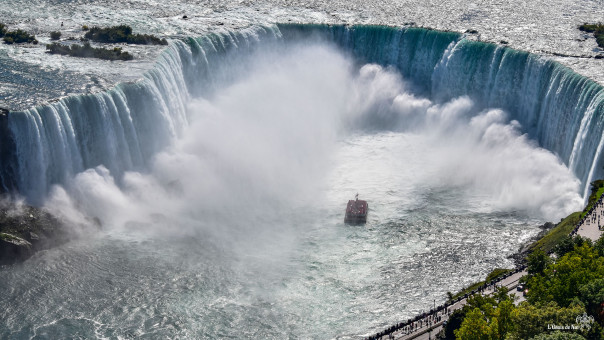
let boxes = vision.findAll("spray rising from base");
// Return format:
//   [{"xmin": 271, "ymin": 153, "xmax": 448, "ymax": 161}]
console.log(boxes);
[{"xmin": 5, "ymin": 40, "xmax": 583, "ymax": 339}]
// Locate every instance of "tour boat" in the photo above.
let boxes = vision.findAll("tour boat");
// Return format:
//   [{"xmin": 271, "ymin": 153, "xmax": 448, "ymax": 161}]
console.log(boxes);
[{"xmin": 345, "ymin": 194, "xmax": 368, "ymax": 224}]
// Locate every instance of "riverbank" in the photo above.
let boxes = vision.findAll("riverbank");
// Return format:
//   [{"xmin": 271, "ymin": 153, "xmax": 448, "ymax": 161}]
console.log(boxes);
[
  {"xmin": 461, "ymin": 181, "xmax": 603, "ymax": 296},
  {"xmin": 509, "ymin": 179, "xmax": 604, "ymax": 266},
  {"xmin": 367, "ymin": 180, "xmax": 604, "ymax": 340}
]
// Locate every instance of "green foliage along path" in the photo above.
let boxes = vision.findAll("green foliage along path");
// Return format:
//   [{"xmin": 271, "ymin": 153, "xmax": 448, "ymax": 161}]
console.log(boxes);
[{"xmin": 453, "ymin": 240, "xmax": 604, "ymax": 339}]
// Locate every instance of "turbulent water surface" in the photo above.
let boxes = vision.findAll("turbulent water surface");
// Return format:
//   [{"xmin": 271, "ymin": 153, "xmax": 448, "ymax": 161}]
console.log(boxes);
[
  {"xmin": 1, "ymin": 0, "xmax": 604, "ymax": 110},
  {"xmin": 0, "ymin": 28, "xmax": 590, "ymax": 338},
  {"xmin": 0, "ymin": 1, "xmax": 603, "ymax": 339}
]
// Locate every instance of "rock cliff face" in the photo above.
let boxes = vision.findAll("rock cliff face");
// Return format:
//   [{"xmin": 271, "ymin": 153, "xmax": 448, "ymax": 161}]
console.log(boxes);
[
  {"xmin": 0, "ymin": 108, "xmax": 69, "ymax": 265},
  {"xmin": 0, "ymin": 108, "xmax": 18, "ymax": 194},
  {"xmin": 0, "ymin": 201, "xmax": 69, "ymax": 265},
  {"xmin": 0, "ymin": 233, "xmax": 33, "ymax": 263}
]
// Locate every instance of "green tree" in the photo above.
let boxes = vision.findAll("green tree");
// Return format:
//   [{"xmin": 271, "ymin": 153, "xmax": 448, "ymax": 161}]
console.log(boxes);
[
  {"xmin": 528, "ymin": 244, "xmax": 604, "ymax": 307},
  {"xmin": 593, "ymin": 235, "xmax": 604, "ymax": 257},
  {"xmin": 443, "ymin": 309, "xmax": 466, "ymax": 339},
  {"xmin": 509, "ymin": 302, "xmax": 585, "ymax": 339},
  {"xmin": 455, "ymin": 307, "xmax": 492, "ymax": 340},
  {"xmin": 553, "ymin": 236, "xmax": 575, "ymax": 257},
  {"xmin": 494, "ymin": 286, "xmax": 511, "ymax": 304},
  {"xmin": 465, "ymin": 294, "xmax": 497, "ymax": 314},
  {"xmin": 528, "ymin": 248, "xmax": 551, "ymax": 275},
  {"xmin": 578, "ymin": 278, "xmax": 604, "ymax": 322},
  {"xmin": 455, "ymin": 292, "xmax": 516, "ymax": 340},
  {"xmin": 530, "ymin": 331, "xmax": 586, "ymax": 339},
  {"xmin": 447, "ymin": 291, "xmax": 455, "ymax": 303},
  {"xmin": 495, "ymin": 299, "xmax": 515, "ymax": 338}
]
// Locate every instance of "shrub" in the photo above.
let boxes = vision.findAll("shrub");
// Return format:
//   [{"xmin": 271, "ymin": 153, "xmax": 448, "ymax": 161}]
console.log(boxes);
[
  {"xmin": 485, "ymin": 268, "xmax": 512, "ymax": 282},
  {"xmin": 82, "ymin": 25, "xmax": 89, "ymax": 31},
  {"xmin": 3, "ymin": 29, "xmax": 37, "ymax": 44},
  {"xmin": 0, "ymin": 23, "xmax": 7, "ymax": 37},
  {"xmin": 50, "ymin": 31, "xmax": 61, "ymax": 40},
  {"xmin": 46, "ymin": 42, "xmax": 134, "ymax": 61},
  {"xmin": 597, "ymin": 35, "xmax": 604, "ymax": 49},
  {"xmin": 579, "ymin": 23, "xmax": 604, "ymax": 49},
  {"xmin": 125, "ymin": 33, "xmax": 167, "ymax": 45},
  {"xmin": 579, "ymin": 23, "xmax": 600, "ymax": 32},
  {"xmin": 84, "ymin": 25, "xmax": 130, "ymax": 43},
  {"xmin": 83, "ymin": 25, "xmax": 167, "ymax": 45}
]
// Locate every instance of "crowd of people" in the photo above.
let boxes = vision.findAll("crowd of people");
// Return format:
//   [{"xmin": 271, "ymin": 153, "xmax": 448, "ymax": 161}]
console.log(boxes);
[
  {"xmin": 364, "ymin": 266, "xmax": 525, "ymax": 340},
  {"xmin": 583, "ymin": 197, "xmax": 604, "ymax": 231},
  {"xmin": 569, "ymin": 195, "xmax": 604, "ymax": 237}
]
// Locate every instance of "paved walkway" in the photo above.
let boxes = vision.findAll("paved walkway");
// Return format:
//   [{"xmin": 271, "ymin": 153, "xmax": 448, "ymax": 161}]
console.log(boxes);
[
  {"xmin": 577, "ymin": 199, "xmax": 604, "ymax": 241},
  {"xmin": 387, "ymin": 271, "xmax": 525, "ymax": 340},
  {"xmin": 369, "ymin": 196, "xmax": 604, "ymax": 340}
]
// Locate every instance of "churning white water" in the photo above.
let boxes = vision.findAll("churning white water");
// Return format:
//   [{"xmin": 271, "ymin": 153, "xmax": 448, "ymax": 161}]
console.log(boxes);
[{"xmin": 0, "ymin": 40, "xmax": 585, "ymax": 338}]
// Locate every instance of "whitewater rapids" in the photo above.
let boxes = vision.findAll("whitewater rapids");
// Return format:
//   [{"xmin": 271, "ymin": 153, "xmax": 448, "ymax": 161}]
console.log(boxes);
[{"xmin": 0, "ymin": 28, "xmax": 589, "ymax": 338}]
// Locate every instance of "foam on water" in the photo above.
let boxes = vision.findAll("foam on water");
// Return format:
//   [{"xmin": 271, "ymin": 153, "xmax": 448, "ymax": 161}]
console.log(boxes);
[
  {"xmin": 0, "ymin": 29, "xmax": 588, "ymax": 338},
  {"xmin": 0, "ymin": 2, "xmax": 603, "ymax": 339},
  {"xmin": 5, "ymin": 25, "xmax": 601, "ymax": 206},
  {"xmin": 1, "ymin": 0, "xmax": 604, "ymax": 110}
]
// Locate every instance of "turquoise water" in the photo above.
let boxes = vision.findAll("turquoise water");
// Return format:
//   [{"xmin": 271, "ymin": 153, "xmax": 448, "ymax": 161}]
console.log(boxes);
[
  {"xmin": 0, "ymin": 24, "xmax": 596, "ymax": 339},
  {"xmin": 0, "ymin": 131, "xmax": 545, "ymax": 338}
]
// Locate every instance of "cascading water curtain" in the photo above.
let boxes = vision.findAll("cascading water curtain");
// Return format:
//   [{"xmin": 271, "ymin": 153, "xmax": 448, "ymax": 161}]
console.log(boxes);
[{"xmin": 3, "ymin": 24, "xmax": 604, "ymax": 204}]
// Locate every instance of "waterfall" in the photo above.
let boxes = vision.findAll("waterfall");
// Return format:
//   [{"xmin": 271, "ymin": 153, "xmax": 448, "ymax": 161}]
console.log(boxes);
[
  {"xmin": 428, "ymin": 38, "xmax": 604, "ymax": 197},
  {"xmin": 3, "ymin": 24, "xmax": 604, "ymax": 204},
  {"xmin": 279, "ymin": 24, "xmax": 604, "ymax": 198},
  {"xmin": 4, "ymin": 26, "xmax": 281, "ymax": 204}
]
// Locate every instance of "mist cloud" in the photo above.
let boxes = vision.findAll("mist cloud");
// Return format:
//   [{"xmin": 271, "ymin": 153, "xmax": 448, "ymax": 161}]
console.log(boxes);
[{"xmin": 43, "ymin": 41, "xmax": 582, "ymax": 247}]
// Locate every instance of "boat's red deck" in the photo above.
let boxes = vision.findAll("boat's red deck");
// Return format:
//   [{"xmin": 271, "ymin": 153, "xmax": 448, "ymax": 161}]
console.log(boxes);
[
  {"xmin": 346, "ymin": 200, "xmax": 367, "ymax": 215},
  {"xmin": 345, "ymin": 199, "xmax": 368, "ymax": 223}
]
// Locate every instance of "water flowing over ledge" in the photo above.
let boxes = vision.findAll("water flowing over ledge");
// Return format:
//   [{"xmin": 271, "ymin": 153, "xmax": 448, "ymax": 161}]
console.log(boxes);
[
  {"xmin": 3, "ymin": 24, "xmax": 604, "ymax": 204},
  {"xmin": 278, "ymin": 24, "xmax": 604, "ymax": 200}
]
